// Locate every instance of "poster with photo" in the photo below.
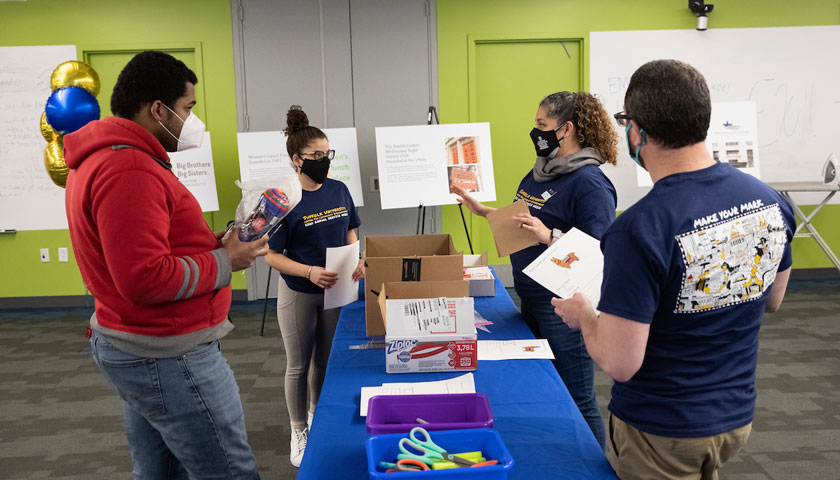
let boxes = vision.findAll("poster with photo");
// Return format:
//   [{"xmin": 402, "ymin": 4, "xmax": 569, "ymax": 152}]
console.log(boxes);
[
  {"xmin": 706, "ymin": 101, "xmax": 761, "ymax": 180},
  {"xmin": 169, "ymin": 132, "xmax": 219, "ymax": 212},
  {"xmin": 236, "ymin": 128, "xmax": 364, "ymax": 206},
  {"xmin": 375, "ymin": 123, "xmax": 495, "ymax": 209}
]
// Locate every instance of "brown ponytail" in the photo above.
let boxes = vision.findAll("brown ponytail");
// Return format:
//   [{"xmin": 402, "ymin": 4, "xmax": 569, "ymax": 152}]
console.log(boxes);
[{"xmin": 284, "ymin": 105, "xmax": 327, "ymax": 163}]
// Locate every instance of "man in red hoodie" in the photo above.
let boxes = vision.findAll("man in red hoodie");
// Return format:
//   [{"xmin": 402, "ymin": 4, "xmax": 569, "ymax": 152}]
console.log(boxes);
[{"xmin": 64, "ymin": 51, "xmax": 266, "ymax": 479}]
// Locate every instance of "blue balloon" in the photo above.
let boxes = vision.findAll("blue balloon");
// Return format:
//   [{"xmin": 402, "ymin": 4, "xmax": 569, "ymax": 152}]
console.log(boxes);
[{"xmin": 45, "ymin": 87, "xmax": 100, "ymax": 135}]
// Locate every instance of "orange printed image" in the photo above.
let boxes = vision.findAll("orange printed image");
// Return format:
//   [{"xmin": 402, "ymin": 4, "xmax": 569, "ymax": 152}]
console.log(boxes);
[
  {"xmin": 550, "ymin": 252, "xmax": 579, "ymax": 269},
  {"xmin": 445, "ymin": 136, "xmax": 483, "ymax": 192}
]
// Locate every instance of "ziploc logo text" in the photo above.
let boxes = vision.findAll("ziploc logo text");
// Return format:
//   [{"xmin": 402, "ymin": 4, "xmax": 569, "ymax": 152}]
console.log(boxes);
[{"xmin": 387, "ymin": 339, "xmax": 418, "ymax": 354}]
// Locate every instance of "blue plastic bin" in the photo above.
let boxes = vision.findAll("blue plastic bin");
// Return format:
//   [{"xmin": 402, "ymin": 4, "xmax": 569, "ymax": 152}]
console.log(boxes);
[{"xmin": 366, "ymin": 428, "xmax": 514, "ymax": 479}]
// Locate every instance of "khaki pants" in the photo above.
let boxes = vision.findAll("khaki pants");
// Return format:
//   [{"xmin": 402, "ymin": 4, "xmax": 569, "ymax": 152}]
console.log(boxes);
[{"xmin": 606, "ymin": 414, "xmax": 751, "ymax": 480}]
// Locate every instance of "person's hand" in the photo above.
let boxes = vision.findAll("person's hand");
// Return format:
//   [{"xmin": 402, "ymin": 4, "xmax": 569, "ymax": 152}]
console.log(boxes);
[
  {"xmin": 512, "ymin": 212, "xmax": 552, "ymax": 244},
  {"xmin": 551, "ymin": 293, "xmax": 595, "ymax": 330},
  {"xmin": 450, "ymin": 185, "xmax": 491, "ymax": 217},
  {"xmin": 352, "ymin": 259, "xmax": 365, "ymax": 281},
  {"xmin": 309, "ymin": 266, "xmax": 339, "ymax": 289},
  {"xmin": 221, "ymin": 229, "xmax": 269, "ymax": 271},
  {"xmin": 214, "ymin": 230, "xmax": 226, "ymax": 246}
]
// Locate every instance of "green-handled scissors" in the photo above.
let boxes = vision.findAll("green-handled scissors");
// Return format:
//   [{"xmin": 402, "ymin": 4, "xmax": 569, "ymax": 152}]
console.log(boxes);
[{"xmin": 397, "ymin": 427, "xmax": 477, "ymax": 467}]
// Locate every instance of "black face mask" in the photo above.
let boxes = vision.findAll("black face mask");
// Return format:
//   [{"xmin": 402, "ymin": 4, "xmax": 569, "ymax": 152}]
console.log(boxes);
[
  {"xmin": 529, "ymin": 127, "xmax": 563, "ymax": 158},
  {"xmin": 300, "ymin": 158, "xmax": 330, "ymax": 184}
]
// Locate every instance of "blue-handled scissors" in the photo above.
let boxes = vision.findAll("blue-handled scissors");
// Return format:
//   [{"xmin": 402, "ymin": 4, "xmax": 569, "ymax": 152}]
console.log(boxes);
[{"xmin": 397, "ymin": 427, "xmax": 477, "ymax": 467}]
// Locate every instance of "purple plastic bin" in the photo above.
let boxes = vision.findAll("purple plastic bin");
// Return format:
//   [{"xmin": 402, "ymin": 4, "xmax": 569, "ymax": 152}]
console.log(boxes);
[{"xmin": 366, "ymin": 393, "xmax": 493, "ymax": 435}]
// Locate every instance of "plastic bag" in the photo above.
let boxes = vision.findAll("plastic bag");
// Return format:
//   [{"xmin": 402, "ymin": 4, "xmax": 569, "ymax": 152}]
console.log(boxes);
[{"xmin": 228, "ymin": 175, "xmax": 302, "ymax": 242}]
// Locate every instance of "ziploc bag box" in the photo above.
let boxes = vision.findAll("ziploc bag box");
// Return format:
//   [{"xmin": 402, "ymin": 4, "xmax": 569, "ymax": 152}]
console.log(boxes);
[
  {"xmin": 463, "ymin": 252, "xmax": 495, "ymax": 297},
  {"xmin": 378, "ymin": 281, "xmax": 476, "ymax": 373},
  {"xmin": 364, "ymin": 234, "xmax": 464, "ymax": 336}
]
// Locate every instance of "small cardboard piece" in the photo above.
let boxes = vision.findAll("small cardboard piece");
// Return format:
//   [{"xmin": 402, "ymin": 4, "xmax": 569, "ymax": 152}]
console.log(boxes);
[
  {"xmin": 378, "ymin": 281, "xmax": 476, "ymax": 374},
  {"xmin": 486, "ymin": 200, "xmax": 539, "ymax": 257},
  {"xmin": 463, "ymin": 252, "xmax": 495, "ymax": 297},
  {"xmin": 364, "ymin": 234, "xmax": 464, "ymax": 336}
]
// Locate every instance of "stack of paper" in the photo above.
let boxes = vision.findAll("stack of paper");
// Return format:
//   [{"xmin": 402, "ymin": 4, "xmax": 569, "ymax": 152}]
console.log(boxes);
[
  {"xmin": 359, "ymin": 373, "xmax": 476, "ymax": 416},
  {"xmin": 463, "ymin": 266, "xmax": 493, "ymax": 280}
]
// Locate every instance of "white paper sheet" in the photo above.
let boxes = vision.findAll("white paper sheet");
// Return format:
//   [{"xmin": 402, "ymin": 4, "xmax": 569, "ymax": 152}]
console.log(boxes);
[
  {"xmin": 359, "ymin": 373, "xmax": 476, "ymax": 416},
  {"xmin": 477, "ymin": 339, "xmax": 555, "ymax": 361},
  {"xmin": 522, "ymin": 228, "xmax": 604, "ymax": 307},
  {"xmin": 324, "ymin": 241, "xmax": 360, "ymax": 309}
]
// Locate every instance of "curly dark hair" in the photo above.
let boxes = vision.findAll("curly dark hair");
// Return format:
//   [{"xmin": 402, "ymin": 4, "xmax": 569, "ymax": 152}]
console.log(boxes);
[
  {"xmin": 110, "ymin": 51, "xmax": 198, "ymax": 118},
  {"xmin": 284, "ymin": 105, "xmax": 327, "ymax": 163},
  {"xmin": 624, "ymin": 59, "xmax": 711, "ymax": 149},
  {"xmin": 540, "ymin": 91, "xmax": 618, "ymax": 165}
]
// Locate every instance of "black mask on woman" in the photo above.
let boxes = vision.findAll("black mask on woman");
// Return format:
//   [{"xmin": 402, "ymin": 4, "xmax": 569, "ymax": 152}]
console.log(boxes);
[
  {"xmin": 300, "ymin": 158, "xmax": 330, "ymax": 184},
  {"xmin": 529, "ymin": 127, "xmax": 563, "ymax": 158}
]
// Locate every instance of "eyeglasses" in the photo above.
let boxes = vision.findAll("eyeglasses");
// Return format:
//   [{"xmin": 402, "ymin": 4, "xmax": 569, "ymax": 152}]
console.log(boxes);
[
  {"xmin": 614, "ymin": 112, "xmax": 632, "ymax": 127},
  {"xmin": 299, "ymin": 149, "xmax": 335, "ymax": 161}
]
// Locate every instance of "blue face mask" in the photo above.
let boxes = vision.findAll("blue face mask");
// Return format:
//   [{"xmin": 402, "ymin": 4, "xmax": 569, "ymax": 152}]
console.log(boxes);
[{"xmin": 625, "ymin": 122, "xmax": 647, "ymax": 169}]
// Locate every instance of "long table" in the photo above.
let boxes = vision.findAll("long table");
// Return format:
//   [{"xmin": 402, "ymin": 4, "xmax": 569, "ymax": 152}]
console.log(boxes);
[{"xmin": 297, "ymin": 273, "xmax": 618, "ymax": 479}]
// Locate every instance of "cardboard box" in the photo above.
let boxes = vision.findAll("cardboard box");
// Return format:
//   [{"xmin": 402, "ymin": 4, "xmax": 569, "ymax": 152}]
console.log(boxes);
[
  {"xmin": 378, "ymin": 281, "xmax": 476, "ymax": 374},
  {"xmin": 364, "ymin": 234, "xmax": 464, "ymax": 336},
  {"xmin": 463, "ymin": 252, "xmax": 496, "ymax": 297}
]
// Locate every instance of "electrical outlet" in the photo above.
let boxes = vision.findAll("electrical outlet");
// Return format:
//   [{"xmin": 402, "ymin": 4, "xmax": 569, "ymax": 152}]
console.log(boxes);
[
  {"xmin": 40, "ymin": 248, "xmax": 50, "ymax": 263},
  {"xmin": 369, "ymin": 176, "xmax": 379, "ymax": 192},
  {"xmin": 58, "ymin": 247, "xmax": 69, "ymax": 263}
]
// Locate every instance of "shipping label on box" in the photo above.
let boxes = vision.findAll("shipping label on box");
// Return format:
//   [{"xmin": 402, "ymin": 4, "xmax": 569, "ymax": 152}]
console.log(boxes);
[{"xmin": 383, "ymin": 296, "xmax": 477, "ymax": 373}]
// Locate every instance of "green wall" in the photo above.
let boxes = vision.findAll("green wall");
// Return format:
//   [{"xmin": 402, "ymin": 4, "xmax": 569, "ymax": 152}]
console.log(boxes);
[
  {"xmin": 0, "ymin": 0, "xmax": 248, "ymax": 297},
  {"xmin": 438, "ymin": 0, "xmax": 840, "ymax": 270}
]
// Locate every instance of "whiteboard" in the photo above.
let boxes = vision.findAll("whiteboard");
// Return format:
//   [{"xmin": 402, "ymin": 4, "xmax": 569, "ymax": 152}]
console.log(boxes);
[
  {"xmin": 591, "ymin": 26, "xmax": 840, "ymax": 210},
  {"xmin": 0, "ymin": 45, "xmax": 77, "ymax": 230}
]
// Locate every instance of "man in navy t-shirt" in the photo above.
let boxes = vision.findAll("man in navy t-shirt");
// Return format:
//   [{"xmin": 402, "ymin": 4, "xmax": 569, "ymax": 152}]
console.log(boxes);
[{"xmin": 553, "ymin": 60, "xmax": 795, "ymax": 480}]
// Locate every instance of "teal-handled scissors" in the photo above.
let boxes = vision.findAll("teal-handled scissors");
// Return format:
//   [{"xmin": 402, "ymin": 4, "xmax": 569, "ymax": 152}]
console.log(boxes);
[{"xmin": 396, "ymin": 427, "xmax": 477, "ymax": 467}]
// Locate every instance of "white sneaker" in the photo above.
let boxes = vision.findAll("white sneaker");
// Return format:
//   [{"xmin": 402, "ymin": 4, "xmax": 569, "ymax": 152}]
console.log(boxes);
[
  {"xmin": 307, "ymin": 410, "xmax": 314, "ymax": 429},
  {"xmin": 290, "ymin": 427, "xmax": 308, "ymax": 467}
]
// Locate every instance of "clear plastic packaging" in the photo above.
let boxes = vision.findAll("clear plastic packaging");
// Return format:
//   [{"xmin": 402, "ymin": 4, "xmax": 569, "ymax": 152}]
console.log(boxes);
[{"xmin": 228, "ymin": 176, "xmax": 302, "ymax": 242}]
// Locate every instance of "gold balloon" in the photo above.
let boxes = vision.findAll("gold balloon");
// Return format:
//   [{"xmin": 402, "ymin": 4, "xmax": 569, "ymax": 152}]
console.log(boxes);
[
  {"xmin": 50, "ymin": 60, "xmax": 101, "ymax": 97},
  {"xmin": 44, "ymin": 138, "xmax": 68, "ymax": 188},
  {"xmin": 40, "ymin": 111, "xmax": 59, "ymax": 143}
]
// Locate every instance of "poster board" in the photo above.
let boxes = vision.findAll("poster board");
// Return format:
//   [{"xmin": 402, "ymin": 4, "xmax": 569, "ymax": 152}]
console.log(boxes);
[
  {"xmin": 591, "ymin": 26, "xmax": 840, "ymax": 208},
  {"xmin": 375, "ymin": 123, "xmax": 496, "ymax": 209},
  {"xmin": 169, "ymin": 132, "xmax": 219, "ymax": 212},
  {"xmin": 236, "ymin": 127, "xmax": 364, "ymax": 206},
  {"xmin": 0, "ymin": 45, "xmax": 77, "ymax": 231}
]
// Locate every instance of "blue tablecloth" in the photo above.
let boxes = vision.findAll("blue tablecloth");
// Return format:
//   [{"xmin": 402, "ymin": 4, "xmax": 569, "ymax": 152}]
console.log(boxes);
[{"xmin": 298, "ymin": 272, "xmax": 618, "ymax": 479}]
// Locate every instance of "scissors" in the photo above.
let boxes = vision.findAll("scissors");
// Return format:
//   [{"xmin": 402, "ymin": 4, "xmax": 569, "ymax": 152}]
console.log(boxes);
[
  {"xmin": 397, "ymin": 427, "xmax": 478, "ymax": 467},
  {"xmin": 380, "ymin": 458, "xmax": 428, "ymax": 472}
]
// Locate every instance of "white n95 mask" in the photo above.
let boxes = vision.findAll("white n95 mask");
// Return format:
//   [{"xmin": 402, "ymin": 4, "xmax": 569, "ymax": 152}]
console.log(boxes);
[{"xmin": 158, "ymin": 103, "xmax": 205, "ymax": 151}]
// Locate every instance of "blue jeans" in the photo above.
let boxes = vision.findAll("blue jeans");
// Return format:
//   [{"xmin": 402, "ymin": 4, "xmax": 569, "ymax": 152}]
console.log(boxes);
[
  {"xmin": 90, "ymin": 330, "xmax": 260, "ymax": 479},
  {"xmin": 520, "ymin": 296, "xmax": 606, "ymax": 449}
]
